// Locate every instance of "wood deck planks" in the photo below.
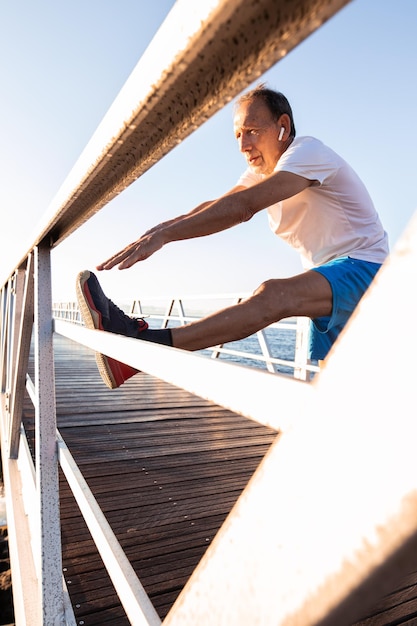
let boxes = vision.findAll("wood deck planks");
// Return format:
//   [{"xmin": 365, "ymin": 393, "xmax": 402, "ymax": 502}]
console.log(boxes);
[
  {"xmin": 23, "ymin": 335, "xmax": 278, "ymax": 623},
  {"xmin": 22, "ymin": 334, "xmax": 417, "ymax": 625}
]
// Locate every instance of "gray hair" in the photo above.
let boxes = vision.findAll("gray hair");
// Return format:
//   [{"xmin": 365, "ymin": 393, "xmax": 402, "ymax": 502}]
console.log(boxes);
[{"xmin": 235, "ymin": 84, "xmax": 296, "ymax": 138}]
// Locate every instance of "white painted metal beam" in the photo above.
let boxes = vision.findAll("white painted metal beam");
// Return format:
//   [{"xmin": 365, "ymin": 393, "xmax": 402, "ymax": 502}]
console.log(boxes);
[
  {"xmin": 159, "ymin": 211, "xmax": 417, "ymax": 625},
  {"xmin": 2, "ymin": 0, "xmax": 351, "ymax": 285},
  {"xmin": 54, "ymin": 318, "xmax": 313, "ymax": 433}
]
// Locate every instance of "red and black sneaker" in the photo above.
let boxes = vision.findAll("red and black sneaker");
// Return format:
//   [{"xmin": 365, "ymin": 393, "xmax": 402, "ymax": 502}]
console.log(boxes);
[{"xmin": 76, "ymin": 270, "xmax": 148, "ymax": 389}]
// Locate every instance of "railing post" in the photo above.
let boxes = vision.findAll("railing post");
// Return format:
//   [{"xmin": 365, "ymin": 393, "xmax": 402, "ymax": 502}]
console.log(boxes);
[
  {"xmin": 256, "ymin": 329, "xmax": 276, "ymax": 373},
  {"xmin": 294, "ymin": 316, "xmax": 310, "ymax": 380},
  {"xmin": 210, "ymin": 296, "xmax": 243, "ymax": 360},
  {"xmin": 9, "ymin": 256, "xmax": 34, "ymax": 458},
  {"xmin": 175, "ymin": 299, "xmax": 186, "ymax": 326},
  {"xmin": 162, "ymin": 299, "xmax": 175, "ymax": 328},
  {"xmin": 1, "ymin": 276, "xmax": 14, "ymax": 400},
  {"xmin": 130, "ymin": 299, "xmax": 144, "ymax": 316},
  {"xmin": 34, "ymin": 242, "xmax": 65, "ymax": 625}
]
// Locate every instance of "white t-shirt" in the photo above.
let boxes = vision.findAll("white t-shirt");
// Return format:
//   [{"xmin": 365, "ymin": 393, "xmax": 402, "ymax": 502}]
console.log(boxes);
[{"xmin": 236, "ymin": 136, "xmax": 389, "ymax": 269}]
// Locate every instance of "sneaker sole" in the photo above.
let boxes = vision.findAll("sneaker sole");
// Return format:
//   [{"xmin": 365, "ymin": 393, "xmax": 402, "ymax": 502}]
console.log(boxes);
[{"xmin": 76, "ymin": 270, "xmax": 125, "ymax": 389}]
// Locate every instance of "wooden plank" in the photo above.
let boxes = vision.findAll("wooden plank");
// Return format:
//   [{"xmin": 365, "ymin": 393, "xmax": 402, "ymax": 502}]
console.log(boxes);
[
  {"xmin": 24, "ymin": 336, "xmax": 277, "ymax": 621},
  {"xmin": 353, "ymin": 578, "xmax": 417, "ymax": 625},
  {"xmin": 24, "ymin": 335, "xmax": 417, "ymax": 624}
]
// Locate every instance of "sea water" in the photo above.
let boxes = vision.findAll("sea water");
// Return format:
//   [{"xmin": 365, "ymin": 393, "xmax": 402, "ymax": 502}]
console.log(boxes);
[
  {"xmin": 122, "ymin": 301, "xmax": 300, "ymax": 374},
  {"xmin": 148, "ymin": 316, "xmax": 298, "ymax": 375},
  {"xmin": 200, "ymin": 328, "xmax": 296, "ymax": 374}
]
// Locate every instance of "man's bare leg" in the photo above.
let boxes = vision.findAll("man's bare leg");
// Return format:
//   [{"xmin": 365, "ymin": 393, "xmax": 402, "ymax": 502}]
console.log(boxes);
[{"xmin": 172, "ymin": 271, "xmax": 332, "ymax": 351}]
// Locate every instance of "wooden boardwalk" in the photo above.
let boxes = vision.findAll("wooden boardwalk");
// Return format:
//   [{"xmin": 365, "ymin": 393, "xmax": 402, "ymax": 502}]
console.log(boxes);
[
  {"xmin": 23, "ymin": 335, "xmax": 277, "ymax": 624},
  {"xmin": 22, "ymin": 336, "xmax": 417, "ymax": 625}
]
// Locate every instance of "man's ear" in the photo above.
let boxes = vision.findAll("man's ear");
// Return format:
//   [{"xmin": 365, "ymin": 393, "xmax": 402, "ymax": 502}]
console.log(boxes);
[{"xmin": 277, "ymin": 113, "xmax": 291, "ymax": 141}]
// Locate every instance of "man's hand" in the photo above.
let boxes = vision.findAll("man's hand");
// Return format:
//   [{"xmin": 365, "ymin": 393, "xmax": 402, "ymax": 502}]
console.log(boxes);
[{"xmin": 97, "ymin": 228, "xmax": 165, "ymax": 270}]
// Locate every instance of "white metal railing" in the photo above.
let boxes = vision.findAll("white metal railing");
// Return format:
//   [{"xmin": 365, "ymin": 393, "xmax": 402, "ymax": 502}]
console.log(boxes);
[
  {"xmin": 4, "ymin": 0, "xmax": 340, "ymax": 620},
  {"xmin": 3, "ymin": 1, "xmax": 417, "ymax": 625}
]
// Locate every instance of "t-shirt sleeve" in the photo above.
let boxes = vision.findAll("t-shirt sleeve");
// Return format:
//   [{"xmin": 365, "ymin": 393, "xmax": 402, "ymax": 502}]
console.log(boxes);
[
  {"xmin": 274, "ymin": 137, "xmax": 337, "ymax": 185},
  {"xmin": 235, "ymin": 167, "xmax": 262, "ymax": 188}
]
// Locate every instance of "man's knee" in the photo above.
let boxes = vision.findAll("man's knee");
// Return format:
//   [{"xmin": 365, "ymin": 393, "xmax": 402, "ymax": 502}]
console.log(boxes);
[
  {"xmin": 252, "ymin": 273, "xmax": 332, "ymax": 321},
  {"xmin": 252, "ymin": 279, "xmax": 290, "ymax": 322}
]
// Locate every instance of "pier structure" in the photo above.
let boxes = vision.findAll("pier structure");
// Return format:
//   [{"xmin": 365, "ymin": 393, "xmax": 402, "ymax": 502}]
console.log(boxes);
[{"xmin": 2, "ymin": 0, "xmax": 417, "ymax": 624}]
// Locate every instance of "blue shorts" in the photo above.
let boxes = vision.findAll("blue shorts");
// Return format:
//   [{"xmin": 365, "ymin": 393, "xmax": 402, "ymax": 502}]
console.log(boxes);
[{"xmin": 309, "ymin": 256, "xmax": 382, "ymax": 361}]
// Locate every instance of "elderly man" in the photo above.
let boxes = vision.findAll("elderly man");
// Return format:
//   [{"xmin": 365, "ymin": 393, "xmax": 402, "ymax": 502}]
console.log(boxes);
[{"xmin": 76, "ymin": 85, "xmax": 388, "ymax": 388}]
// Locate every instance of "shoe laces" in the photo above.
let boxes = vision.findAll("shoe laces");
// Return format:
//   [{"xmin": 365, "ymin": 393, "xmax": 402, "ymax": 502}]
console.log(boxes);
[{"xmin": 107, "ymin": 298, "xmax": 148, "ymax": 331}]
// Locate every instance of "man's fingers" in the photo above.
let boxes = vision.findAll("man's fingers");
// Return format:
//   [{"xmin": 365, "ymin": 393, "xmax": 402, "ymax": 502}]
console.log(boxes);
[
  {"xmin": 97, "ymin": 250, "xmax": 129, "ymax": 270},
  {"xmin": 97, "ymin": 246, "xmax": 135, "ymax": 271},
  {"xmin": 96, "ymin": 240, "xmax": 150, "ymax": 271},
  {"xmin": 96, "ymin": 232, "xmax": 163, "ymax": 271}
]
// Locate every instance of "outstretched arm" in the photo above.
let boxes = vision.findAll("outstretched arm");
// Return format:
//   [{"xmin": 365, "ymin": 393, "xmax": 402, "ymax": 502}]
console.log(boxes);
[
  {"xmin": 97, "ymin": 171, "xmax": 311, "ymax": 270},
  {"xmin": 97, "ymin": 186, "xmax": 245, "ymax": 270}
]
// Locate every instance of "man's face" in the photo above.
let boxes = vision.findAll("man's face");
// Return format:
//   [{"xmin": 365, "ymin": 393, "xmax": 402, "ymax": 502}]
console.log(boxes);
[{"xmin": 233, "ymin": 98, "xmax": 282, "ymax": 175}]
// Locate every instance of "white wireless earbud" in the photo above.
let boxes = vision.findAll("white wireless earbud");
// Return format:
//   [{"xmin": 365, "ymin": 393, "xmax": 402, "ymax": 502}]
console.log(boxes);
[{"xmin": 278, "ymin": 127, "xmax": 285, "ymax": 141}]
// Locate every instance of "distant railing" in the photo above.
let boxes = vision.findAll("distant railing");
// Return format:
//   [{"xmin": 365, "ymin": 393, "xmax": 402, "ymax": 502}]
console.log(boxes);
[{"xmin": 52, "ymin": 297, "xmax": 319, "ymax": 380}]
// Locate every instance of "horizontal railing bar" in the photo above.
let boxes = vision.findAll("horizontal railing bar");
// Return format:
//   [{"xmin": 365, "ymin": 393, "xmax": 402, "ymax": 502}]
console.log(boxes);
[
  {"xmin": 54, "ymin": 319, "xmax": 312, "ymax": 432},
  {"xmin": 208, "ymin": 346, "xmax": 303, "ymax": 369},
  {"xmin": 52, "ymin": 300, "xmax": 313, "ymax": 375},
  {"xmin": 1, "ymin": 0, "xmax": 350, "ymax": 287}
]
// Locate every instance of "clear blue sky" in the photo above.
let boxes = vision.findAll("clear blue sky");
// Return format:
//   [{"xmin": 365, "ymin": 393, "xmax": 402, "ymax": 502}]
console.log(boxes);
[{"xmin": 1, "ymin": 1, "xmax": 416, "ymax": 304}]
